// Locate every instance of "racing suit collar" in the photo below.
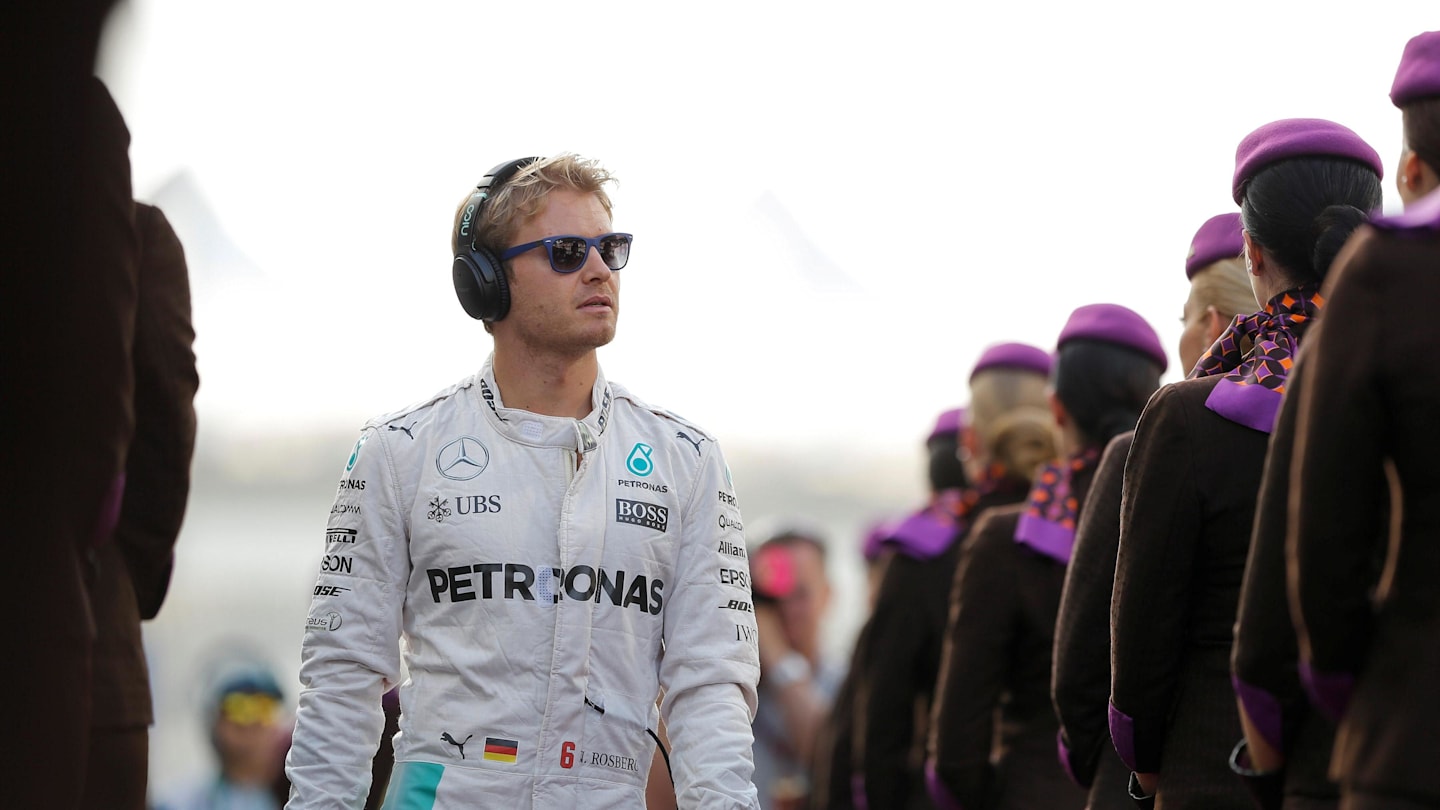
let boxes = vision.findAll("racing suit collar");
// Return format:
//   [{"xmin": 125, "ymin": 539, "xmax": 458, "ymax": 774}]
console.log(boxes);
[{"xmin": 474, "ymin": 355, "xmax": 613, "ymax": 452}]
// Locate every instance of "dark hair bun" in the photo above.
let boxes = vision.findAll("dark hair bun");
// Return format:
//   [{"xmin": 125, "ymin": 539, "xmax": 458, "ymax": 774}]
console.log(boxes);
[{"xmin": 1311, "ymin": 204, "xmax": 1369, "ymax": 279}]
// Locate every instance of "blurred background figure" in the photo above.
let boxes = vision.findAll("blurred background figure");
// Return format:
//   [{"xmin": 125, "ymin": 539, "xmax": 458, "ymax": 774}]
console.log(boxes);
[
  {"xmin": 855, "ymin": 348, "xmax": 1057, "ymax": 810},
  {"xmin": 809, "ymin": 518, "xmax": 899, "ymax": 810},
  {"xmin": 751, "ymin": 523, "xmax": 843, "ymax": 810},
  {"xmin": 156, "ymin": 662, "xmax": 291, "ymax": 810}
]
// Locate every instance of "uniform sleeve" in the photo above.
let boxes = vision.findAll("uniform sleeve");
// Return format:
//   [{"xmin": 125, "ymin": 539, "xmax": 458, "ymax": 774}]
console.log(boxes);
[
  {"xmin": 658, "ymin": 439, "xmax": 762, "ymax": 809},
  {"xmin": 1109, "ymin": 386, "xmax": 1202, "ymax": 773},
  {"xmin": 1288, "ymin": 235, "xmax": 1388, "ymax": 721},
  {"xmin": 853, "ymin": 553, "xmax": 932, "ymax": 808},
  {"xmin": 1053, "ymin": 432, "xmax": 1130, "ymax": 787},
  {"xmin": 286, "ymin": 428, "xmax": 408, "ymax": 809},
  {"xmin": 1231, "ymin": 368, "xmax": 1306, "ymax": 755},
  {"xmin": 114, "ymin": 204, "xmax": 198, "ymax": 620},
  {"xmin": 928, "ymin": 515, "xmax": 1019, "ymax": 808}
]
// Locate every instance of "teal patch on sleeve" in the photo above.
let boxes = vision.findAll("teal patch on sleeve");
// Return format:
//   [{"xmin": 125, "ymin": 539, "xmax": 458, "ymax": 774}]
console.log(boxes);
[{"xmin": 379, "ymin": 761, "xmax": 445, "ymax": 810}]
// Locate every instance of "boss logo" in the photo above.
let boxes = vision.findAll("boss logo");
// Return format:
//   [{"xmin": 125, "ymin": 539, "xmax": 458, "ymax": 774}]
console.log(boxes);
[{"xmin": 615, "ymin": 499, "xmax": 668, "ymax": 532}]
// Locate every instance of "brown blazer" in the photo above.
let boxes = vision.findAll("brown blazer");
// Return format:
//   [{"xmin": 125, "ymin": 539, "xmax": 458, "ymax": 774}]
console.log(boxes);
[
  {"xmin": 1052, "ymin": 431, "xmax": 1134, "ymax": 810},
  {"xmin": 1232, "ymin": 357, "xmax": 1345, "ymax": 808},
  {"xmin": 1289, "ymin": 221, "xmax": 1440, "ymax": 805},
  {"xmin": 1110, "ymin": 376, "xmax": 1265, "ymax": 810},
  {"xmin": 91, "ymin": 202, "xmax": 198, "ymax": 729},
  {"xmin": 929, "ymin": 470, "xmax": 1095, "ymax": 810}
]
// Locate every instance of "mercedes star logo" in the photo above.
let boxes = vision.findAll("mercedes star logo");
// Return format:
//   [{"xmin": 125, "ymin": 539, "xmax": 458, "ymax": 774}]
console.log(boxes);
[{"xmin": 436, "ymin": 436, "xmax": 490, "ymax": 481}]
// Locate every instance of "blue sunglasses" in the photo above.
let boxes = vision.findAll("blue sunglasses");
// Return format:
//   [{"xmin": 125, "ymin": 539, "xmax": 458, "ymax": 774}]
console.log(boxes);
[{"xmin": 500, "ymin": 232, "xmax": 633, "ymax": 274}]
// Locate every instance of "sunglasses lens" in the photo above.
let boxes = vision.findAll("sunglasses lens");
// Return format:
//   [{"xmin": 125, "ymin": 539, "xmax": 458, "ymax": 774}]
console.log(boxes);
[
  {"xmin": 598, "ymin": 235, "xmax": 630, "ymax": 270},
  {"xmin": 548, "ymin": 238, "xmax": 589, "ymax": 273}
]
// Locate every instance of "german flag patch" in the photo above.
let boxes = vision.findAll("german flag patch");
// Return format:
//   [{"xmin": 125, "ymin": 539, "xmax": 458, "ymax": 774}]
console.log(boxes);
[{"xmin": 483, "ymin": 737, "xmax": 519, "ymax": 763}]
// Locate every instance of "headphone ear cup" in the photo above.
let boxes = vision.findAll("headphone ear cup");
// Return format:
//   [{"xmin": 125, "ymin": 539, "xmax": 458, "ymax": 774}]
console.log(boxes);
[{"xmin": 452, "ymin": 249, "xmax": 510, "ymax": 322}]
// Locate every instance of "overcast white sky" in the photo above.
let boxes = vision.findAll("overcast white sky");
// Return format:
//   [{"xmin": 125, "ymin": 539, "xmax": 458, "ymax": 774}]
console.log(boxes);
[{"xmin": 97, "ymin": 1, "xmax": 1436, "ymax": 454}]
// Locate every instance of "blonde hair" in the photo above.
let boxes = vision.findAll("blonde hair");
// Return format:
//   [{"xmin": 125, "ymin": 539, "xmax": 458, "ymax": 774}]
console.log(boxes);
[
  {"xmin": 967, "ymin": 368, "xmax": 1058, "ymax": 481},
  {"xmin": 989, "ymin": 407, "xmax": 1061, "ymax": 482},
  {"xmin": 1190, "ymin": 256, "xmax": 1258, "ymax": 319},
  {"xmin": 451, "ymin": 153, "xmax": 617, "ymax": 260}
]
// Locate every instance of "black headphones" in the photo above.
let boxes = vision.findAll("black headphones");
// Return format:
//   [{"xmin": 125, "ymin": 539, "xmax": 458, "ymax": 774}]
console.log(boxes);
[{"xmin": 452, "ymin": 157, "xmax": 542, "ymax": 321}]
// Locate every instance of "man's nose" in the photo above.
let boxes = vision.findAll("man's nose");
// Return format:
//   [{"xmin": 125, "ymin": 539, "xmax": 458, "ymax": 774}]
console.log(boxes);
[{"xmin": 578, "ymin": 245, "xmax": 613, "ymax": 281}]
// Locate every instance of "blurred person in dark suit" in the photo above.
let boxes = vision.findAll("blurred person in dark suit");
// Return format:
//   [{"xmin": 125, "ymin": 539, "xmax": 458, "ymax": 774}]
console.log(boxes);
[
  {"xmin": 1, "ymin": 0, "xmax": 142, "ymax": 788},
  {"xmin": 79, "ymin": 200, "xmax": 199, "ymax": 810}
]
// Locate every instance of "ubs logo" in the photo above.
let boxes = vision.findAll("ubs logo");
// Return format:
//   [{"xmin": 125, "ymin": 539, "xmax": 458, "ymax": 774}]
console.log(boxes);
[{"xmin": 436, "ymin": 436, "xmax": 490, "ymax": 481}]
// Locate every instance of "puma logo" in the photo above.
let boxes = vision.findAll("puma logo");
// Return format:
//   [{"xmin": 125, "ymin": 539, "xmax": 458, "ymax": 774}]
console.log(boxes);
[
  {"xmin": 675, "ymin": 431, "xmax": 705, "ymax": 456},
  {"xmin": 388, "ymin": 422, "xmax": 416, "ymax": 440},
  {"xmin": 441, "ymin": 732, "xmax": 473, "ymax": 759}
]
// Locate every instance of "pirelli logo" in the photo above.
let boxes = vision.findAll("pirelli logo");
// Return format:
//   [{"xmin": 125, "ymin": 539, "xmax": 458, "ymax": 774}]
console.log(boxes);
[{"xmin": 615, "ymin": 499, "xmax": 668, "ymax": 532}]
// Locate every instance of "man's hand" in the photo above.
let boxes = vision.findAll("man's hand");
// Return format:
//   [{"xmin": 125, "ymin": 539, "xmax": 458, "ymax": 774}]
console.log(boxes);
[{"xmin": 755, "ymin": 602, "xmax": 791, "ymax": 673}]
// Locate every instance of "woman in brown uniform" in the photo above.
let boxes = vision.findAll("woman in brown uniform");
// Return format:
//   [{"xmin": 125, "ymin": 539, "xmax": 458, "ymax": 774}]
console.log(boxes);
[
  {"xmin": 1108, "ymin": 119, "xmax": 1384, "ymax": 810},
  {"xmin": 1052, "ymin": 213, "xmax": 1254, "ymax": 810},
  {"xmin": 853, "ymin": 344, "xmax": 1055, "ymax": 809},
  {"xmin": 1288, "ymin": 126, "xmax": 1440, "ymax": 810},
  {"xmin": 928, "ymin": 304, "xmax": 1166, "ymax": 810},
  {"xmin": 1230, "ymin": 30, "xmax": 1440, "ymax": 810}
]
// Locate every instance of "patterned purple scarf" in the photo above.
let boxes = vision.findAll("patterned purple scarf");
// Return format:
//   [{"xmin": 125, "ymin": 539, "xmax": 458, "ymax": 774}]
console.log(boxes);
[
  {"xmin": 1014, "ymin": 446, "xmax": 1102, "ymax": 564},
  {"xmin": 1188, "ymin": 284, "xmax": 1324, "ymax": 433},
  {"xmin": 882, "ymin": 464, "xmax": 1020, "ymax": 560}
]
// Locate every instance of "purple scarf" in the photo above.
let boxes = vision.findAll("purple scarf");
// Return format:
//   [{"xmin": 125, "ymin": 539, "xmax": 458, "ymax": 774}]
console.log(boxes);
[
  {"xmin": 882, "ymin": 465, "xmax": 1019, "ymax": 560},
  {"xmin": 1188, "ymin": 284, "xmax": 1323, "ymax": 433},
  {"xmin": 1014, "ymin": 446, "xmax": 1102, "ymax": 564}
]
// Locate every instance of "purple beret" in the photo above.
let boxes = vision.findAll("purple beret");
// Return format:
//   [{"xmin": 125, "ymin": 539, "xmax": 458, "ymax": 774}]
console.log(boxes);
[
  {"xmin": 969, "ymin": 342, "xmax": 1053, "ymax": 382},
  {"xmin": 1392, "ymin": 31, "xmax": 1440, "ymax": 107},
  {"xmin": 928, "ymin": 407, "xmax": 966, "ymax": 440},
  {"xmin": 1057, "ymin": 303, "xmax": 1168, "ymax": 373},
  {"xmin": 1232, "ymin": 119, "xmax": 1384, "ymax": 204},
  {"xmin": 1185, "ymin": 213, "xmax": 1244, "ymax": 280}
]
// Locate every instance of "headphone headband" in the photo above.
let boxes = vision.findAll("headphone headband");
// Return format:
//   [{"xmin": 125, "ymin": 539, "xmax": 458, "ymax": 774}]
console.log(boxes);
[
  {"xmin": 452, "ymin": 156, "xmax": 543, "ymax": 322},
  {"xmin": 459, "ymin": 157, "xmax": 541, "ymax": 252}
]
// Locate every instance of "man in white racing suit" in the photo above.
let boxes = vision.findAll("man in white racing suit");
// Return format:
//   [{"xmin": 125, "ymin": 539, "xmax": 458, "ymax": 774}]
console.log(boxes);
[{"xmin": 284, "ymin": 154, "xmax": 762, "ymax": 809}]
